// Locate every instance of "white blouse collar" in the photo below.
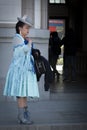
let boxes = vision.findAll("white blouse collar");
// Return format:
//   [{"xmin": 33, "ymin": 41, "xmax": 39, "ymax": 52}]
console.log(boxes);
[{"xmin": 15, "ymin": 33, "xmax": 24, "ymax": 42}]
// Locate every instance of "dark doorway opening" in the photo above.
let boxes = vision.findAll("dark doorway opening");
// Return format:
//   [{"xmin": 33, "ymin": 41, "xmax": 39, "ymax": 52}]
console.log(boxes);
[{"xmin": 48, "ymin": 18, "xmax": 66, "ymax": 74}]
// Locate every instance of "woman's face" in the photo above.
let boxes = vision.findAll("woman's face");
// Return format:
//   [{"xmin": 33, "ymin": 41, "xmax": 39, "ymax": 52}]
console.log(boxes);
[{"xmin": 20, "ymin": 24, "xmax": 30, "ymax": 38}]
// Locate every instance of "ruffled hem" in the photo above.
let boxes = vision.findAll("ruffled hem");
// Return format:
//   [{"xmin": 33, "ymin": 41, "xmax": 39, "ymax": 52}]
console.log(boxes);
[{"xmin": 3, "ymin": 68, "xmax": 39, "ymax": 97}]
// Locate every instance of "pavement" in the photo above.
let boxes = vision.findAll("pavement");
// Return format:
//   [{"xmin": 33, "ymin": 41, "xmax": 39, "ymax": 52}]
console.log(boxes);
[{"xmin": 0, "ymin": 74, "xmax": 87, "ymax": 130}]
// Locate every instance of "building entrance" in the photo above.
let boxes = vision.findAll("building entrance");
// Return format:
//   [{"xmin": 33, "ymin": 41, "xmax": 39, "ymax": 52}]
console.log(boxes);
[{"xmin": 48, "ymin": 18, "xmax": 65, "ymax": 75}]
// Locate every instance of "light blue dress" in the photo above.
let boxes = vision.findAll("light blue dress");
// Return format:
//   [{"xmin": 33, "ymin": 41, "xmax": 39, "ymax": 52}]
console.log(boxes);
[{"xmin": 3, "ymin": 34, "xmax": 39, "ymax": 98}]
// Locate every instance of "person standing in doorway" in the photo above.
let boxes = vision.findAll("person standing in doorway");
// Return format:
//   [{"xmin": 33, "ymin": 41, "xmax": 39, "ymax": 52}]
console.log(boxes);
[
  {"xmin": 49, "ymin": 31, "xmax": 61, "ymax": 81},
  {"xmin": 3, "ymin": 15, "xmax": 39, "ymax": 124},
  {"xmin": 62, "ymin": 28, "xmax": 78, "ymax": 81}
]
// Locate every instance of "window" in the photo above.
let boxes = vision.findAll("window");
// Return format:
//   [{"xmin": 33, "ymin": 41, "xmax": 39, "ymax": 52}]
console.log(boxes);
[
  {"xmin": 49, "ymin": 0, "xmax": 65, "ymax": 4},
  {"xmin": 49, "ymin": 19, "xmax": 65, "ymax": 39}
]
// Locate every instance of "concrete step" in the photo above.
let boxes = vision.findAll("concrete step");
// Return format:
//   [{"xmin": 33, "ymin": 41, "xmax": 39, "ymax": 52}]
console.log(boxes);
[
  {"xmin": 0, "ymin": 123, "xmax": 87, "ymax": 130},
  {"xmin": 0, "ymin": 75, "xmax": 87, "ymax": 130},
  {"xmin": 0, "ymin": 99, "xmax": 87, "ymax": 130}
]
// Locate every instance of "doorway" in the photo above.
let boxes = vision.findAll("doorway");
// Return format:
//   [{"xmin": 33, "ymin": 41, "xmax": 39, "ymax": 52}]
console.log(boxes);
[{"xmin": 48, "ymin": 18, "xmax": 65, "ymax": 74}]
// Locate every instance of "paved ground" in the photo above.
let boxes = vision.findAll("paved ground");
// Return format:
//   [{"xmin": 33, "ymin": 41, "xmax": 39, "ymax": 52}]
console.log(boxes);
[{"xmin": 0, "ymin": 74, "xmax": 87, "ymax": 129}]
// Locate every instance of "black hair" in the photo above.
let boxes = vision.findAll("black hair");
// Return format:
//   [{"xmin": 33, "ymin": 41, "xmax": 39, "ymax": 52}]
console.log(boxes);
[{"xmin": 15, "ymin": 21, "xmax": 25, "ymax": 34}]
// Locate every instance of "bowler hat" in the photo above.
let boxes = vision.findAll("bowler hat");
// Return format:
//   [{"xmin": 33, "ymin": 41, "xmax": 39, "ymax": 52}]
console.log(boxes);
[{"xmin": 17, "ymin": 15, "xmax": 33, "ymax": 27}]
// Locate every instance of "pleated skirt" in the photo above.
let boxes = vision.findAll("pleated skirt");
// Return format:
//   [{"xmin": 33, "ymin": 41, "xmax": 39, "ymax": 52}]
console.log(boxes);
[{"xmin": 3, "ymin": 65, "xmax": 39, "ymax": 98}]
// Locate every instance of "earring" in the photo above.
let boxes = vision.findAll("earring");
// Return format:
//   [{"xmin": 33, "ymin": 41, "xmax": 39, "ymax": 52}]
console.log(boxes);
[{"xmin": 20, "ymin": 30, "xmax": 22, "ymax": 35}]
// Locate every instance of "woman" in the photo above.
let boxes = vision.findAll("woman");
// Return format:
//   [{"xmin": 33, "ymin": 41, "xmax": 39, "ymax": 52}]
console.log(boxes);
[{"xmin": 3, "ymin": 15, "xmax": 39, "ymax": 124}]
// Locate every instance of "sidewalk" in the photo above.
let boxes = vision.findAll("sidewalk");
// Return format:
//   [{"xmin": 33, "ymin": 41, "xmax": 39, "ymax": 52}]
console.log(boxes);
[{"xmin": 0, "ymin": 75, "xmax": 87, "ymax": 129}]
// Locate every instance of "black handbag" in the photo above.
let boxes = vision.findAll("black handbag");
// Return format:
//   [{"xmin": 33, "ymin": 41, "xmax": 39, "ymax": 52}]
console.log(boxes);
[
  {"xmin": 32, "ymin": 48, "xmax": 46, "ymax": 81},
  {"xmin": 34, "ymin": 58, "xmax": 46, "ymax": 81}
]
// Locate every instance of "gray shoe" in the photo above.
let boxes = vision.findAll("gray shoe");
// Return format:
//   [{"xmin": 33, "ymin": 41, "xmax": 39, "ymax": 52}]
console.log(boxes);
[
  {"xmin": 18, "ymin": 107, "xmax": 33, "ymax": 125},
  {"xmin": 18, "ymin": 117, "xmax": 33, "ymax": 125}
]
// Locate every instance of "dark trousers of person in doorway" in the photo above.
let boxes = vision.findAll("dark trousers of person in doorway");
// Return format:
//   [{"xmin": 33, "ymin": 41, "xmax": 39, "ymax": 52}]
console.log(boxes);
[
  {"xmin": 50, "ymin": 54, "xmax": 60, "ymax": 81},
  {"xmin": 63, "ymin": 54, "xmax": 76, "ymax": 81}
]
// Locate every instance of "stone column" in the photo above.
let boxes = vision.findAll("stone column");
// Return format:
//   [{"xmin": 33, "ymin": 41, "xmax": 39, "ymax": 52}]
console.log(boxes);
[
  {"xmin": 0, "ymin": 0, "xmax": 22, "ymax": 102},
  {"xmin": 41, "ymin": 0, "xmax": 48, "ymax": 29},
  {"xmin": 34, "ymin": 0, "xmax": 41, "ymax": 28},
  {"xmin": 29, "ymin": 29, "xmax": 50, "ymax": 100},
  {"xmin": 0, "ymin": 0, "xmax": 21, "ymax": 22}
]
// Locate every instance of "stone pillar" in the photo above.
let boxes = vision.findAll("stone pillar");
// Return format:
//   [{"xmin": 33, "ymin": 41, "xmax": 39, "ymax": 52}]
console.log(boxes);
[
  {"xmin": 41, "ymin": 0, "xmax": 48, "ymax": 29},
  {"xmin": 29, "ymin": 29, "xmax": 50, "ymax": 100},
  {"xmin": 0, "ymin": 0, "xmax": 22, "ymax": 102},
  {"xmin": 0, "ymin": 0, "xmax": 21, "ymax": 22},
  {"xmin": 34, "ymin": 0, "xmax": 41, "ymax": 28}
]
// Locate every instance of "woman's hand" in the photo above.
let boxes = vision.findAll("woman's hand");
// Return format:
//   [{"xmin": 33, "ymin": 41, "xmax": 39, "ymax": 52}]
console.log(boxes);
[{"xmin": 25, "ymin": 37, "xmax": 32, "ymax": 48}]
